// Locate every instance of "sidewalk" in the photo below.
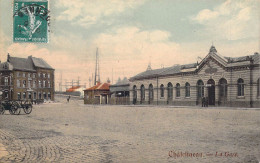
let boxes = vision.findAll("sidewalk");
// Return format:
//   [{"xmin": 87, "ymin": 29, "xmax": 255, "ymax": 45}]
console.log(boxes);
[{"xmin": 103, "ymin": 104, "xmax": 260, "ymax": 110}]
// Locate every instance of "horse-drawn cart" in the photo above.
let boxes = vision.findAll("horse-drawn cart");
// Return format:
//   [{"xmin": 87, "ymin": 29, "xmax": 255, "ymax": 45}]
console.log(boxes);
[{"xmin": 0, "ymin": 100, "xmax": 33, "ymax": 115}]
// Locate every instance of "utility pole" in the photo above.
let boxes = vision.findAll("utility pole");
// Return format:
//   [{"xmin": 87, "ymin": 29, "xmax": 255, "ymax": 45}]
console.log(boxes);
[
  {"xmin": 89, "ymin": 77, "xmax": 91, "ymax": 87},
  {"xmin": 94, "ymin": 47, "xmax": 100, "ymax": 85}
]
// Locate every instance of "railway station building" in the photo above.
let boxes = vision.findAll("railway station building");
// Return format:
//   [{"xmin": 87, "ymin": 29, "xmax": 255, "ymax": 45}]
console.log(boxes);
[{"xmin": 129, "ymin": 46, "xmax": 260, "ymax": 108}]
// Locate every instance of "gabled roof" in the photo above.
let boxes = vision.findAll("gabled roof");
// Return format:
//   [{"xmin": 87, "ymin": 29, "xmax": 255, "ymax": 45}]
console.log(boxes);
[
  {"xmin": 85, "ymin": 82, "xmax": 110, "ymax": 91},
  {"xmin": 8, "ymin": 56, "xmax": 35, "ymax": 71},
  {"xmin": 7, "ymin": 54, "xmax": 54, "ymax": 71},
  {"xmin": 0, "ymin": 62, "xmax": 14, "ymax": 71},
  {"xmin": 130, "ymin": 46, "xmax": 259, "ymax": 81},
  {"xmin": 31, "ymin": 57, "xmax": 53, "ymax": 69}
]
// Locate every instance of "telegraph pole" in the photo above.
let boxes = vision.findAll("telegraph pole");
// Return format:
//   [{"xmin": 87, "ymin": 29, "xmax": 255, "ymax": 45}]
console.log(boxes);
[{"xmin": 94, "ymin": 48, "xmax": 100, "ymax": 85}]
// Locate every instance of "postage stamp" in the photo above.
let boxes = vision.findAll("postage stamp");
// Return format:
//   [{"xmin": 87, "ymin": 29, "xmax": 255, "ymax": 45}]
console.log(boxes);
[{"xmin": 13, "ymin": 0, "xmax": 49, "ymax": 43}]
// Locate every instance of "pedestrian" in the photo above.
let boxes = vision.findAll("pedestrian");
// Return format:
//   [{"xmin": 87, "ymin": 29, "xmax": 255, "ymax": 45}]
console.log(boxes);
[
  {"xmin": 205, "ymin": 97, "xmax": 209, "ymax": 107},
  {"xmin": 67, "ymin": 95, "xmax": 70, "ymax": 103},
  {"xmin": 202, "ymin": 96, "xmax": 205, "ymax": 107}
]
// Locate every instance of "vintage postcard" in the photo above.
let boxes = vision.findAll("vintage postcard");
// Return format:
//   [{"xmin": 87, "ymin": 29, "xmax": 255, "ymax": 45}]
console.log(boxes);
[{"xmin": 0, "ymin": 0, "xmax": 259, "ymax": 162}]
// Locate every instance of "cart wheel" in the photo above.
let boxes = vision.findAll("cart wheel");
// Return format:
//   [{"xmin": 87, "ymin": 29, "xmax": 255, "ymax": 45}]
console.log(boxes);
[
  {"xmin": 10, "ymin": 105, "xmax": 21, "ymax": 115},
  {"xmin": 24, "ymin": 105, "xmax": 32, "ymax": 114},
  {"xmin": 0, "ymin": 105, "xmax": 5, "ymax": 115}
]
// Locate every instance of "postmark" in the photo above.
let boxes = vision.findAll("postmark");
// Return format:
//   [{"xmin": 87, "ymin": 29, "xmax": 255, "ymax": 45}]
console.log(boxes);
[{"xmin": 13, "ymin": 0, "xmax": 50, "ymax": 43}]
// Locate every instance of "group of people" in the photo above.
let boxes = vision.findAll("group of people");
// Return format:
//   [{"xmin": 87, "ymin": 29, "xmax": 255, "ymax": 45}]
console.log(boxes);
[{"xmin": 201, "ymin": 96, "xmax": 209, "ymax": 107}]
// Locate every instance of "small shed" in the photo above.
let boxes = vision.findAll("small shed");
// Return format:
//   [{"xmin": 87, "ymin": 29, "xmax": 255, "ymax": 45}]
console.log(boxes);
[{"xmin": 84, "ymin": 82, "xmax": 110, "ymax": 104}]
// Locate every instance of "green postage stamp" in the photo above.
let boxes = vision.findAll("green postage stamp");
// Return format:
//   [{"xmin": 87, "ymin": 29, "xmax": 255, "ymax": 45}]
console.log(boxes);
[{"xmin": 13, "ymin": 0, "xmax": 49, "ymax": 43}]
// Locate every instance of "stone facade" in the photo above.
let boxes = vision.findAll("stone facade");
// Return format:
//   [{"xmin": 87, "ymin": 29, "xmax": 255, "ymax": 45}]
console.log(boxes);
[
  {"xmin": 0, "ymin": 54, "xmax": 55, "ymax": 101},
  {"xmin": 129, "ymin": 46, "xmax": 260, "ymax": 108}
]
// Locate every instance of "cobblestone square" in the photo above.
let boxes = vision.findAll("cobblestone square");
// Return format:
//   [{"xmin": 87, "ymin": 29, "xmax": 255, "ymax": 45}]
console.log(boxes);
[{"xmin": 0, "ymin": 97, "xmax": 259, "ymax": 163}]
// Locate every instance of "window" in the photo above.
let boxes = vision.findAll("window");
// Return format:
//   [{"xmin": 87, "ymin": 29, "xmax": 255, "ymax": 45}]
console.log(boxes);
[
  {"xmin": 17, "ymin": 80, "xmax": 21, "ymax": 87},
  {"xmin": 167, "ymin": 82, "xmax": 173, "ymax": 100},
  {"xmin": 43, "ymin": 80, "xmax": 46, "ymax": 88},
  {"xmin": 33, "ymin": 92, "xmax": 37, "ymax": 99},
  {"xmin": 10, "ymin": 74, "xmax": 13, "ymax": 85},
  {"xmin": 23, "ymin": 80, "xmax": 26, "ymax": 88},
  {"xmin": 28, "ymin": 80, "xmax": 31, "ymax": 88},
  {"xmin": 38, "ymin": 73, "xmax": 41, "ymax": 78},
  {"xmin": 237, "ymin": 78, "xmax": 244, "ymax": 96},
  {"xmin": 23, "ymin": 92, "xmax": 26, "ymax": 99},
  {"xmin": 43, "ymin": 92, "xmax": 47, "ymax": 99},
  {"xmin": 17, "ymin": 93, "xmax": 21, "ymax": 100},
  {"xmin": 47, "ymin": 73, "xmax": 50, "ymax": 78},
  {"xmin": 176, "ymin": 83, "xmax": 180, "ymax": 97},
  {"xmin": 4, "ymin": 77, "xmax": 8, "ymax": 86},
  {"xmin": 17, "ymin": 72, "xmax": 20, "ymax": 77},
  {"xmin": 39, "ymin": 92, "xmax": 42, "ymax": 99},
  {"xmin": 219, "ymin": 78, "xmax": 228, "ymax": 97},
  {"xmin": 160, "ymin": 84, "xmax": 164, "ymax": 97},
  {"xmin": 257, "ymin": 78, "xmax": 260, "ymax": 96},
  {"xmin": 48, "ymin": 81, "xmax": 50, "ymax": 88},
  {"xmin": 28, "ymin": 73, "xmax": 31, "ymax": 78},
  {"xmin": 33, "ymin": 73, "xmax": 36, "ymax": 78},
  {"xmin": 197, "ymin": 80, "xmax": 204, "ymax": 98},
  {"xmin": 140, "ymin": 85, "xmax": 145, "ymax": 103},
  {"xmin": 23, "ymin": 73, "xmax": 26, "ymax": 77},
  {"xmin": 43, "ymin": 73, "xmax": 46, "ymax": 78},
  {"xmin": 33, "ymin": 80, "xmax": 36, "ymax": 88},
  {"xmin": 28, "ymin": 92, "xmax": 32, "ymax": 99},
  {"xmin": 185, "ymin": 82, "xmax": 190, "ymax": 97},
  {"xmin": 148, "ymin": 84, "xmax": 153, "ymax": 101},
  {"xmin": 39, "ymin": 80, "xmax": 42, "ymax": 88}
]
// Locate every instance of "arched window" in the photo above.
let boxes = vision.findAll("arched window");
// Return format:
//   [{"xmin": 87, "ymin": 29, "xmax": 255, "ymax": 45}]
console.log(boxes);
[
  {"xmin": 140, "ymin": 85, "xmax": 145, "ymax": 102},
  {"xmin": 185, "ymin": 82, "xmax": 190, "ymax": 97},
  {"xmin": 237, "ymin": 78, "xmax": 244, "ymax": 96},
  {"xmin": 149, "ymin": 84, "xmax": 153, "ymax": 101},
  {"xmin": 197, "ymin": 80, "xmax": 204, "ymax": 98},
  {"xmin": 160, "ymin": 84, "xmax": 164, "ymax": 97},
  {"xmin": 176, "ymin": 83, "xmax": 180, "ymax": 97},
  {"xmin": 167, "ymin": 82, "xmax": 173, "ymax": 100},
  {"xmin": 219, "ymin": 78, "xmax": 228, "ymax": 97}
]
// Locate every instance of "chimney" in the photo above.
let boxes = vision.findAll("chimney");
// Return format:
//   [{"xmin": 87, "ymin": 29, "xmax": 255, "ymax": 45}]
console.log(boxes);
[{"xmin": 7, "ymin": 53, "xmax": 10, "ymax": 62}]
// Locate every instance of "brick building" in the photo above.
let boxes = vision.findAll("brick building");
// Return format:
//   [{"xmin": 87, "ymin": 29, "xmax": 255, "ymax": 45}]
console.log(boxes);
[
  {"xmin": 0, "ymin": 54, "xmax": 55, "ymax": 101},
  {"xmin": 129, "ymin": 46, "xmax": 260, "ymax": 108}
]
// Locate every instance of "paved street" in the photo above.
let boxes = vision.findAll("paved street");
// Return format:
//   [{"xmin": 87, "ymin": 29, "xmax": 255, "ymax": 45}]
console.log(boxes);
[{"xmin": 0, "ymin": 96, "xmax": 259, "ymax": 163}]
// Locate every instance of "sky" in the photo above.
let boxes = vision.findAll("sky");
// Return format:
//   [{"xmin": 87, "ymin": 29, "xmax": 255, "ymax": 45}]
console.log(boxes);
[{"xmin": 0, "ymin": 0, "xmax": 259, "ymax": 91}]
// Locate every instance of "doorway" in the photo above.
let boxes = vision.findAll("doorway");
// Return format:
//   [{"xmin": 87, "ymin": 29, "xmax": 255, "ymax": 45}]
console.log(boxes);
[{"xmin": 207, "ymin": 79, "xmax": 215, "ymax": 105}]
